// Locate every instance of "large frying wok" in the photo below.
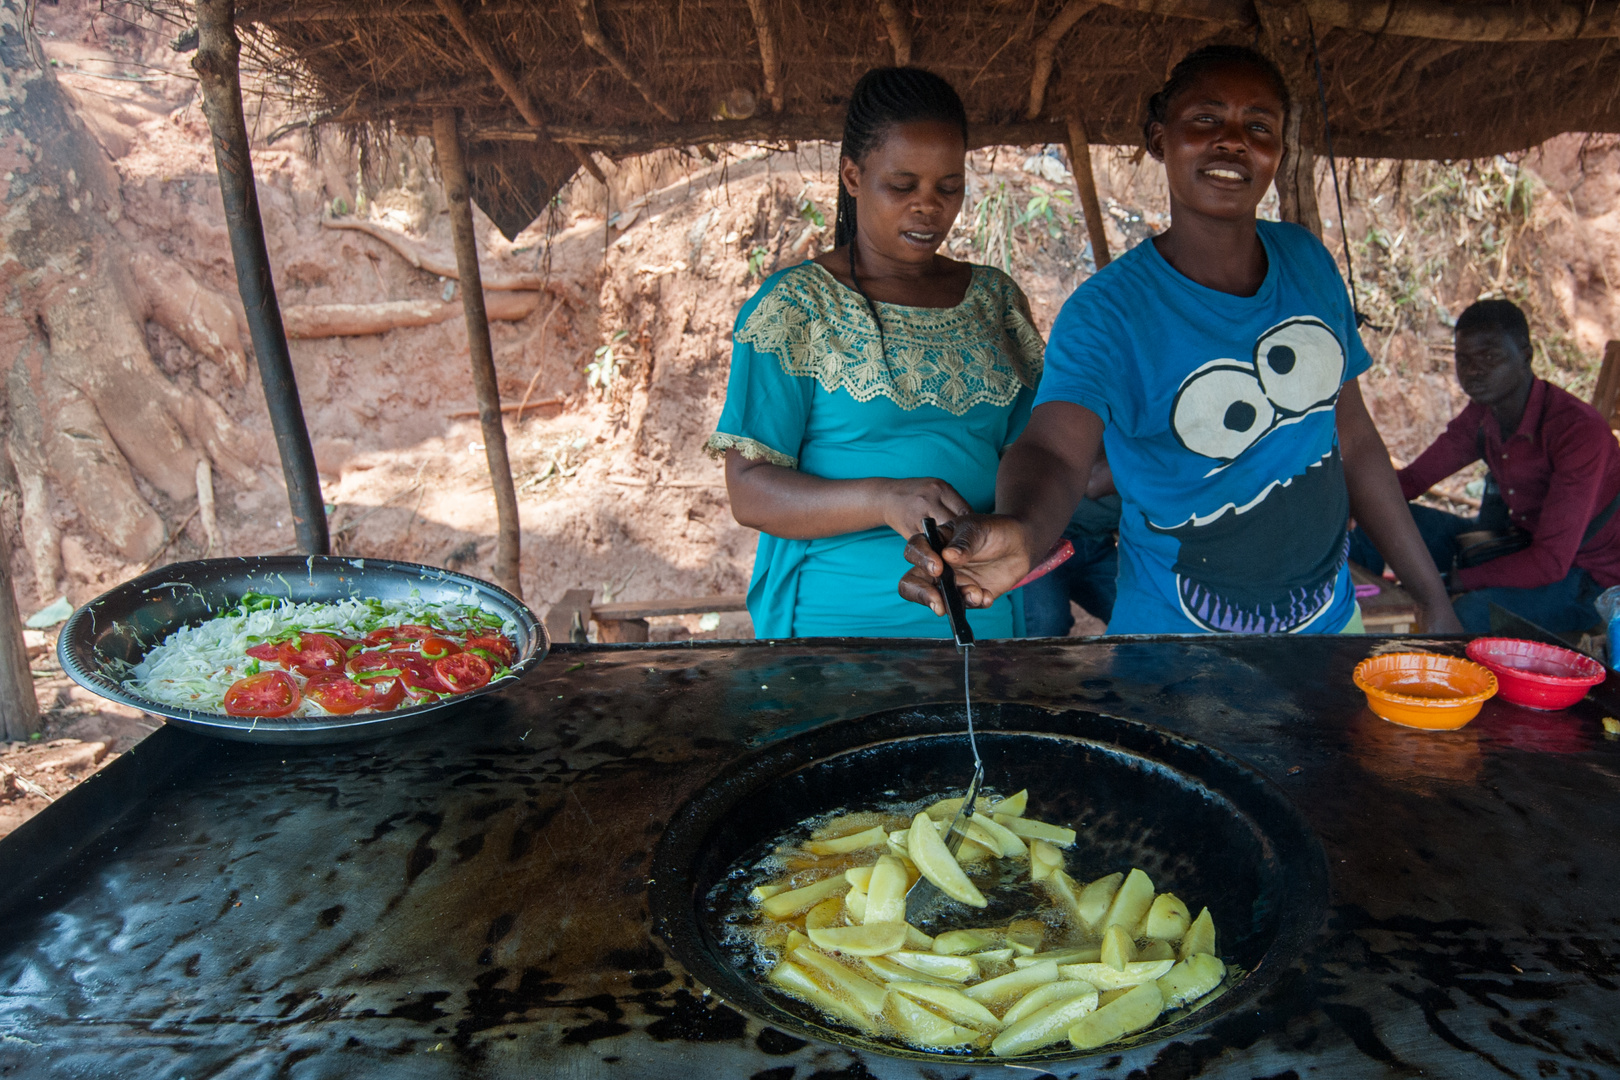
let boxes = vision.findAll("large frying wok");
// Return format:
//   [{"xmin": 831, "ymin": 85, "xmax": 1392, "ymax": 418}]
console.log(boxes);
[
  {"xmin": 649, "ymin": 702, "xmax": 1329, "ymax": 1063},
  {"xmin": 57, "ymin": 555, "xmax": 545, "ymax": 745}
]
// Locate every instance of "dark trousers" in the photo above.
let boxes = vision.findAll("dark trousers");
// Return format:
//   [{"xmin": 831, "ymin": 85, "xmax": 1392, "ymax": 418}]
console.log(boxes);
[
  {"xmin": 1349, "ymin": 504, "xmax": 1603, "ymax": 634},
  {"xmin": 1021, "ymin": 523, "xmax": 1119, "ymax": 636}
]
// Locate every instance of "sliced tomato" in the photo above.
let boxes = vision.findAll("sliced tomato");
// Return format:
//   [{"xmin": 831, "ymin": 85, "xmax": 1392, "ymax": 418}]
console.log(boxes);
[
  {"xmin": 331, "ymin": 635, "xmax": 364, "ymax": 657},
  {"xmin": 464, "ymin": 634, "xmax": 516, "ymax": 666},
  {"xmin": 223, "ymin": 671, "xmax": 301, "ymax": 717},
  {"xmin": 363, "ymin": 624, "xmax": 436, "ymax": 647},
  {"xmin": 348, "ymin": 651, "xmax": 407, "ymax": 685},
  {"xmin": 434, "ymin": 652, "xmax": 493, "ymax": 694},
  {"xmin": 288, "ymin": 633, "xmax": 349, "ymax": 676},
  {"xmin": 419, "ymin": 635, "xmax": 460, "ymax": 661},
  {"xmin": 367, "ymin": 678, "xmax": 406, "ymax": 712},
  {"xmin": 303, "ymin": 673, "xmax": 376, "ymax": 715},
  {"xmin": 393, "ymin": 655, "xmax": 449, "ymax": 697},
  {"xmin": 246, "ymin": 640, "xmax": 295, "ymax": 666}
]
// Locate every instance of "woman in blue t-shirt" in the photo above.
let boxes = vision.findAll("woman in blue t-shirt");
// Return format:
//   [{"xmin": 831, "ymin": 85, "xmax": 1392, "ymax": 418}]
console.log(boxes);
[{"xmin": 897, "ymin": 45, "xmax": 1461, "ymax": 635}]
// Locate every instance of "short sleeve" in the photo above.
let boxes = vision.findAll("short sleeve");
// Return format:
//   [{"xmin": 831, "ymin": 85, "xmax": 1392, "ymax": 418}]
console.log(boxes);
[
  {"xmin": 1033, "ymin": 286, "xmax": 1122, "ymax": 425},
  {"xmin": 1303, "ymin": 228, "xmax": 1373, "ymax": 382},
  {"xmin": 704, "ymin": 277, "xmax": 814, "ymax": 469}
]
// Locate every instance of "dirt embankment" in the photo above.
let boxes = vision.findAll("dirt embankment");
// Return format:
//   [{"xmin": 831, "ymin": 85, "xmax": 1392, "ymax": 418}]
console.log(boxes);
[{"xmin": 6, "ymin": 1, "xmax": 1620, "ymax": 834}]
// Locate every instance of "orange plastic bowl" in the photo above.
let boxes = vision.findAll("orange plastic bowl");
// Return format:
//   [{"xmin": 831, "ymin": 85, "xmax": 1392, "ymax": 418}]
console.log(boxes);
[{"xmin": 1352, "ymin": 653, "xmax": 1499, "ymax": 730}]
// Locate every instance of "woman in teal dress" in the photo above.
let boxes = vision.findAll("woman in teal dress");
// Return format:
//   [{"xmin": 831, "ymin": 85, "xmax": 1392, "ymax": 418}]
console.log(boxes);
[{"xmin": 705, "ymin": 68, "xmax": 1044, "ymax": 639}]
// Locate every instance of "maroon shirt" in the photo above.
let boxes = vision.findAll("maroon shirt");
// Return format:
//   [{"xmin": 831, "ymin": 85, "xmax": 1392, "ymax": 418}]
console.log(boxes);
[{"xmin": 1399, "ymin": 378, "xmax": 1620, "ymax": 590}]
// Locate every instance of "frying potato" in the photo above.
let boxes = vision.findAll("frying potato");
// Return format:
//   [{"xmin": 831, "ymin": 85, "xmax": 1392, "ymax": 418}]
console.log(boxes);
[
  {"xmin": 812, "ymin": 812, "xmax": 894, "ymax": 841},
  {"xmin": 1045, "ymin": 869, "xmax": 1082, "ymax": 921},
  {"xmin": 808, "ymin": 922, "xmax": 908, "ymax": 956},
  {"xmin": 972, "ymin": 947, "xmax": 1015, "ymax": 964},
  {"xmin": 761, "ymin": 875, "xmax": 850, "ymax": 919},
  {"xmin": 806, "ymin": 896, "xmax": 845, "ymax": 930},
  {"xmin": 805, "ymin": 826, "xmax": 888, "ymax": 856},
  {"xmin": 863, "ymin": 855, "xmax": 909, "ymax": 925},
  {"xmin": 965, "ymin": 959, "xmax": 1060, "ymax": 1011},
  {"xmin": 991, "ymin": 987, "xmax": 1101, "ymax": 1056},
  {"xmin": 1104, "ymin": 868, "xmax": 1155, "ymax": 931},
  {"xmin": 769, "ymin": 961, "xmax": 876, "ymax": 1031},
  {"xmin": 886, "ymin": 830, "xmax": 910, "ymax": 858},
  {"xmin": 891, "ymin": 982, "xmax": 1003, "ymax": 1030},
  {"xmin": 1067, "ymin": 981, "xmax": 1164, "ymax": 1050},
  {"xmin": 1157, "ymin": 953, "xmax": 1225, "ymax": 1009},
  {"xmin": 751, "ymin": 882, "xmax": 789, "ymax": 902},
  {"xmin": 969, "ymin": 813, "xmax": 1028, "ymax": 857},
  {"xmin": 933, "ymin": 929, "xmax": 995, "ymax": 956},
  {"xmin": 1029, "ymin": 839, "xmax": 1062, "ymax": 881},
  {"xmin": 1001, "ymin": 978, "xmax": 1099, "ymax": 1026},
  {"xmin": 992, "ymin": 814, "xmax": 1077, "ymax": 847},
  {"xmin": 1100, "ymin": 925, "xmax": 1137, "ymax": 970},
  {"xmin": 954, "ymin": 837, "xmax": 996, "ymax": 865},
  {"xmin": 1075, "ymin": 872, "xmax": 1124, "ymax": 930},
  {"xmin": 790, "ymin": 946, "xmax": 889, "ymax": 1015},
  {"xmin": 1137, "ymin": 939, "xmax": 1174, "ymax": 962},
  {"xmin": 1097, "ymin": 987, "xmax": 1129, "ymax": 1007},
  {"xmin": 907, "ymin": 812, "xmax": 987, "ymax": 908},
  {"xmin": 924, "ymin": 797, "xmax": 966, "ymax": 821},
  {"xmin": 1144, "ymin": 893, "xmax": 1192, "ymax": 940},
  {"xmin": 862, "ymin": 955, "xmax": 957, "ymax": 987},
  {"xmin": 1005, "ymin": 921, "xmax": 1045, "ymax": 955},
  {"xmin": 844, "ymin": 866, "xmax": 874, "ymax": 890},
  {"xmin": 844, "ymin": 889, "xmax": 868, "ymax": 923},
  {"xmin": 987, "ymin": 789, "xmax": 1028, "ymax": 817},
  {"xmin": 883, "ymin": 989, "xmax": 985, "ymax": 1048},
  {"xmin": 889, "ymin": 950, "xmax": 979, "ymax": 982},
  {"xmin": 904, "ymin": 924, "xmax": 936, "ymax": 951},
  {"xmin": 1180, "ymin": 907, "xmax": 1216, "ymax": 960},
  {"xmin": 786, "ymin": 929, "xmax": 809, "ymax": 952},
  {"xmin": 1058, "ymin": 960, "xmax": 1175, "ymax": 991}
]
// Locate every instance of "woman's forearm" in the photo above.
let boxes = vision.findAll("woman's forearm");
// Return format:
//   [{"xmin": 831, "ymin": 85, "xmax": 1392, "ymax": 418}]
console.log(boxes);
[
  {"xmin": 994, "ymin": 402, "xmax": 1104, "ymax": 558},
  {"xmin": 724, "ymin": 452, "xmax": 970, "ymax": 540}
]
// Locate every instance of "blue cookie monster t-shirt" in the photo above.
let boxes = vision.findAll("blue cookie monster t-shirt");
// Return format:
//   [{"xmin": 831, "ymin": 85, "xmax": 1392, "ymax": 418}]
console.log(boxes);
[{"xmin": 1035, "ymin": 220, "xmax": 1371, "ymax": 634}]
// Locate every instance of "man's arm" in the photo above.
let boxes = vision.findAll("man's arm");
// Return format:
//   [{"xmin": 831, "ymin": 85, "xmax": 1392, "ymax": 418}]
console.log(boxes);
[
  {"xmin": 1397, "ymin": 406, "xmax": 1485, "ymax": 501},
  {"xmin": 1338, "ymin": 380, "xmax": 1464, "ymax": 632}
]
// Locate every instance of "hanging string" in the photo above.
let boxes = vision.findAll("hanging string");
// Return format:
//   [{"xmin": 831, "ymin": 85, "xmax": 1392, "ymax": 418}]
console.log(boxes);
[{"xmin": 1307, "ymin": 15, "xmax": 1380, "ymax": 331}]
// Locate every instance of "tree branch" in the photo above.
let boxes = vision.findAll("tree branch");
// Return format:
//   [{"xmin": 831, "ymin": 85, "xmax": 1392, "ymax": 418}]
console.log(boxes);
[
  {"xmin": 571, "ymin": 0, "xmax": 678, "ymax": 121},
  {"xmin": 876, "ymin": 0, "xmax": 914, "ymax": 64},
  {"xmin": 1026, "ymin": 1, "xmax": 1095, "ymax": 120},
  {"xmin": 744, "ymin": 0, "xmax": 784, "ymax": 112}
]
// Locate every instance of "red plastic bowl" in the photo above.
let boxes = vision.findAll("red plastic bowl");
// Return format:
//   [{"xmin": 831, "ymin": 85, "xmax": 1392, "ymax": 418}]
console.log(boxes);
[{"xmin": 1465, "ymin": 637, "xmax": 1606, "ymax": 711}]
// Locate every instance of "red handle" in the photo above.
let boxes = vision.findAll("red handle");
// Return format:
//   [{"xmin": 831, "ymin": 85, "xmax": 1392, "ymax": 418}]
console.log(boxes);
[{"xmin": 1011, "ymin": 539, "xmax": 1074, "ymax": 590}]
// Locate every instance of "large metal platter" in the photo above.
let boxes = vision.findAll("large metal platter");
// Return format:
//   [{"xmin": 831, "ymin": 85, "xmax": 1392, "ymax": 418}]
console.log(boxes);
[
  {"xmin": 649, "ymin": 703, "xmax": 1329, "ymax": 1064},
  {"xmin": 56, "ymin": 555, "xmax": 546, "ymax": 745}
]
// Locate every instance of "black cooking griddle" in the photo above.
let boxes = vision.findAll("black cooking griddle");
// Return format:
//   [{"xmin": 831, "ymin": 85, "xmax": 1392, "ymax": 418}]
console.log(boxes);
[
  {"xmin": 57, "ymin": 555, "xmax": 545, "ymax": 745},
  {"xmin": 649, "ymin": 702, "xmax": 1329, "ymax": 1064}
]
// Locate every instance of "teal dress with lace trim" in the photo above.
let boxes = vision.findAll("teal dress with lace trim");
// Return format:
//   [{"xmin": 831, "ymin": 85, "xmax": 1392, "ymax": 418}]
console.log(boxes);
[{"xmin": 705, "ymin": 261, "xmax": 1044, "ymax": 639}]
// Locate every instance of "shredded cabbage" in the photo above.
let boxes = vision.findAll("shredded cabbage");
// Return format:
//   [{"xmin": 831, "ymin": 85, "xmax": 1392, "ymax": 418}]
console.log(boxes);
[{"xmin": 126, "ymin": 592, "xmax": 517, "ymax": 717}]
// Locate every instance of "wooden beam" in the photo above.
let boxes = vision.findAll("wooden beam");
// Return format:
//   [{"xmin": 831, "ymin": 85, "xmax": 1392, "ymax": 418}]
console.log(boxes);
[
  {"xmin": 433, "ymin": 108, "xmax": 524, "ymax": 600},
  {"xmin": 744, "ymin": 0, "xmax": 784, "ymax": 112},
  {"xmin": 1593, "ymin": 341, "xmax": 1620, "ymax": 428},
  {"xmin": 877, "ymin": 0, "xmax": 913, "ymax": 65},
  {"xmin": 430, "ymin": 0, "xmax": 606, "ymax": 185},
  {"xmin": 1064, "ymin": 118, "xmax": 1111, "ymax": 268},
  {"xmin": 1026, "ymin": 1, "xmax": 1095, "ymax": 120},
  {"xmin": 0, "ymin": 554, "xmax": 39, "ymax": 743},
  {"xmin": 1255, "ymin": 0, "xmax": 1322, "ymax": 237},
  {"xmin": 194, "ymin": 0, "xmax": 328, "ymax": 556},
  {"xmin": 463, "ymin": 117, "xmax": 1068, "ymax": 154},
  {"xmin": 571, "ymin": 0, "xmax": 678, "ymax": 121}
]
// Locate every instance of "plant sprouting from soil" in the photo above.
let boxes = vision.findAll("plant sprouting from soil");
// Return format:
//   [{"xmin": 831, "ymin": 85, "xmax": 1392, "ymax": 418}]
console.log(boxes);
[{"xmin": 587, "ymin": 329, "xmax": 630, "ymax": 392}]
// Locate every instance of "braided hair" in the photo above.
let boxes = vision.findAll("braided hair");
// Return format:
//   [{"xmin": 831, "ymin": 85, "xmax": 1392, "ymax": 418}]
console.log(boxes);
[
  {"xmin": 834, "ymin": 67, "xmax": 968, "ymax": 352},
  {"xmin": 1142, "ymin": 45, "xmax": 1289, "ymax": 151}
]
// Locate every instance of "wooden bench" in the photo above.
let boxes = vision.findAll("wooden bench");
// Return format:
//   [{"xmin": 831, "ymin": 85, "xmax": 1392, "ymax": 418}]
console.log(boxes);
[
  {"xmin": 1350, "ymin": 561, "xmax": 1418, "ymax": 634},
  {"xmin": 544, "ymin": 590, "xmax": 748, "ymax": 643}
]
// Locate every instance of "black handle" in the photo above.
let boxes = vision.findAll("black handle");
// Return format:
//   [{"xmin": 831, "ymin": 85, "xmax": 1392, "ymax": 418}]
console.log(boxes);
[{"xmin": 922, "ymin": 517, "xmax": 974, "ymax": 649}]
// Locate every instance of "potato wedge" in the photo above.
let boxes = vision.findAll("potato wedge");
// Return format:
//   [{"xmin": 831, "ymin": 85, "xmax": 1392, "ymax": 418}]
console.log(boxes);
[
  {"xmin": 808, "ymin": 922, "xmax": 907, "ymax": 956},
  {"xmin": 786, "ymin": 929, "xmax": 809, "ymax": 952},
  {"xmin": 1158, "ymin": 953, "xmax": 1225, "ymax": 1009},
  {"xmin": 991, "ymin": 986, "xmax": 1101, "ymax": 1056},
  {"xmin": 1097, "ymin": 987, "xmax": 1129, "ymax": 1007},
  {"xmin": 1101, "ymin": 924, "xmax": 1137, "ymax": 970},
  {"xmin": 1138, "ymin": 939, "xmax": 1174, "ymax": 962},
  {"xmin": 987, "ymin": 789, "xmax": 1028, "ymax": 817},
  {"xmin": 844, "ymin": 889, "xmax": 868, "ymax": 923},
  {"xmin": 965, "ymin": 959, "xmax": 1061, "ymax": 1010},
  {"xmin": 904, "ymin": 924, "xmax": 935, "ymax": 951},
  {"xmin": 955, "ymin": 837, "xmax": 996, "ymax": 865},
  {"xmin": 805, "ymin": 825, "xmax": 888, "ymax": 856},
  {"xmin": 924, "ymin": 797, "xmax": 966, "ymax": 821},
  {"xmin": 844, "ymin": 866, "xmax": 874, "ymax": 890},
  {"xmin": 812, "ymin": 812, "xmax": 894, "ymax": 841},
  {"xmin": 769, "ymin": 961, "xmax": 876, "ymax": 1031},
  {"xmin": 1144, "ymin": 893, "xmax": 1192, "ymax": 940},
  {"xmin": 789, "ymin": 946, "xmax": 889, "ymax": 1015},
  {"xmin": 1180, "ymin": 907, "xmax": 1216, "ymax": 960},
  {"xmin": 761, "ymin": 875, "xmax": 849, "ymax": 919},
  {"xmin": 972, "ymin": 947, "xmax": 1016, "ymax": 964},
  {"xmin": 862, "ymin": 855, "xmax": 909, "ymax": 925},
  {"xmin": 1045, "ymin": 869, "xmax": 1083, "ymax": 921},
  {"xmin": 969, "ymin": 813, "xmax": 1028, "ymax": 857},
  {"xmin": 1002, "ymin": 978, "xmax": 1100, "ymax": 1026},
  {"xmin": 1104, "ymin": 868, "xmax": 1154, "ymax": 931},
  {"xmin": 1075, "ymin": 871, "xmax": 1124, "ymax": 929},
  {"xmin": 933, "ymin": 929, "xmax": 995, "ymax": 956},
  {"xmin": 1068, "ymin": 981, "xmax": 1164, "ymax": 1049},
  {"xmin": 750, "ymin": 882, "xmax": 789, "ymax": 902},
  {"xmin": 806, "ymin": 896, "xmax": 845, "ymax": 930},
  {"xmin": 891, "ymin": 981, "xmax": 1003, "ymax": 1030},
  {"xmin": 1029, "ymin": 839, "xmax": 1062, "ymax": 880},
  {"xmin": 889, "ymin": 950, "xmax": 979, "ymax": 982},
  {"xmin": 1016, "ymin": 947, "xmax": 1100, "ymax": 968},
  {"xmin": 883, "ymin": 989, "xmax": 984, "ymax": 1048},
  {"xmin": 1005, "ymin": 921, "xmax": 1045, "ymax": 955},
  {"xmin": 992, "ymin": 813, "xmax": 1077, "ymax": 847},
  {"xmin": 1058, "ymin": 959, "xmax": 1175, "ymax": 990},
  {"xmin": 862, "ymin": 955, "xmax": 957, "ymax": 987},
  {"xmin": 907, "ymin": 812, "xmax": 987, "ymax": 907}
]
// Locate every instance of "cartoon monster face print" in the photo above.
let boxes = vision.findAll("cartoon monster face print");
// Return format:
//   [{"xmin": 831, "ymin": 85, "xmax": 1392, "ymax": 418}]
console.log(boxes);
[{"xmin": 1149, "ymin": 317, "xmax": 1352, "ymax": 634}]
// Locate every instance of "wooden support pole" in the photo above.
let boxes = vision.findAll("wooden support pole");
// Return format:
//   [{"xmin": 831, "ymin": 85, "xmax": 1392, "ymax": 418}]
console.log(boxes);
[
  {"xmin": 1256, "ymin": 0, "xmax": 1323, "ymax": 237},
  {"xmin": 433, "ymin": 108, "xmax": 523, "ymax": 600},
  {"xmin": 876, "ymin": 0, "xmax": 913, "ymax": 65},
  {"xmin": 1026, "ymin": 1, "xmax": 1095, "ymax": 119},
  {"xmin": 0, "ymin": 554, "xmax": 40, "ymax": 743},
  {"xmin": 744, "ymin": 0, "xmax": 784, "ymax": 113},
  {"xmin": 193, "ymin": 0, "xmax": 328, "ymax": 556},
  {"xmin": 1064, "ymin": 119, "xmax": 1111, "ymax": 269}
]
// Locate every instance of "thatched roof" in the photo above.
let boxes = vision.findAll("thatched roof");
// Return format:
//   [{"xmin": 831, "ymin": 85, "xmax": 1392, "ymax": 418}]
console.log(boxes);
[{"xmin": 239, "ymin": 0, "xmax": 1620, "ymax": 237}]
